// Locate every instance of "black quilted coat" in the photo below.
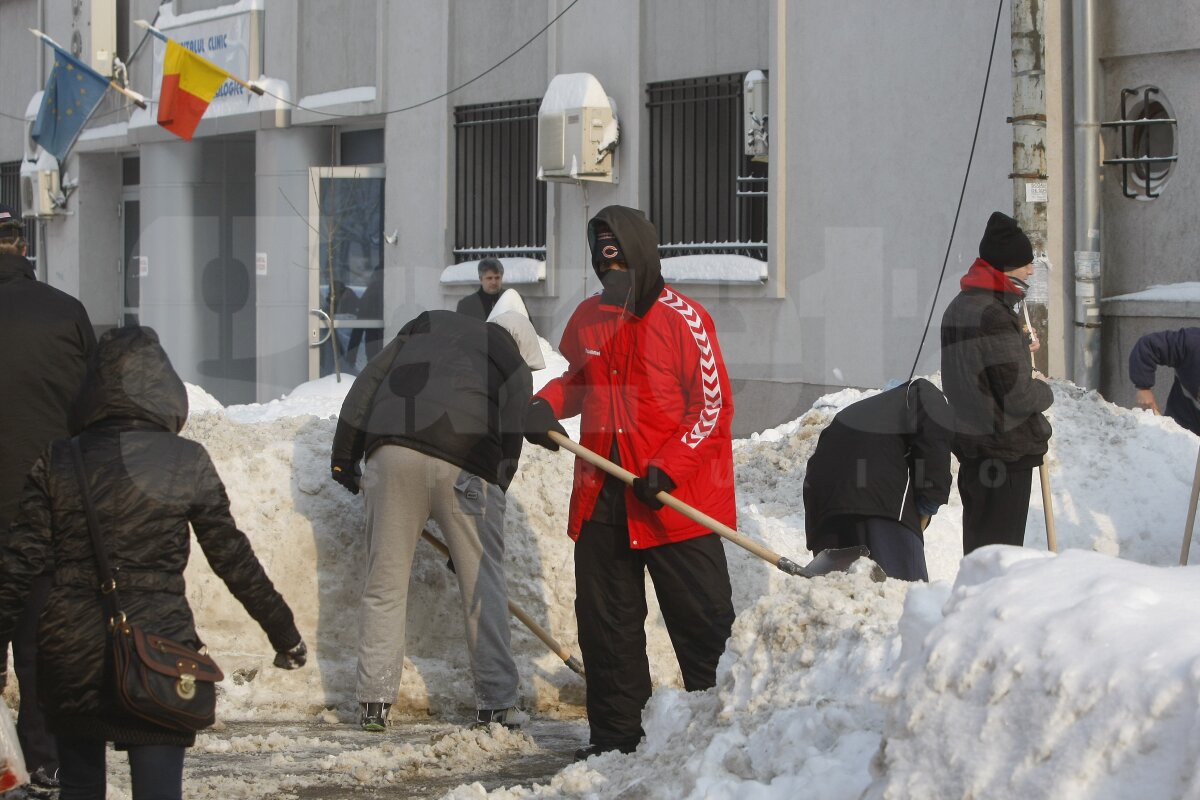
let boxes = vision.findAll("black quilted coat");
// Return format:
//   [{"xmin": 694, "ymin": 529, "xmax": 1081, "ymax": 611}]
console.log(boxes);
[{"xmin": 0, "ymin": 327, "xmax": 301, "ymax": 746}]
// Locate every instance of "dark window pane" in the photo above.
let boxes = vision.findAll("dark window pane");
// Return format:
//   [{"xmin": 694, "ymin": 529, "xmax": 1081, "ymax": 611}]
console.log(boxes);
[
  {"xmin": 453, "ymin": 99, "xmax": 547, "ymax": 263},
  {"xmin": 646, "ymin": 73, "xmax": 768, "ymax": 261}
]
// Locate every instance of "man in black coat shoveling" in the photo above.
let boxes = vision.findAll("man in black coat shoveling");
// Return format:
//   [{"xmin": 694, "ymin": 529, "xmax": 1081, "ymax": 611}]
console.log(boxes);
[
  {"xmin": 941, "ymin": 211, "xmax": 1053, "ymax": 555},
  {"xmin": 331, "ymin": 309, "xmax": 543, "ymax": 733},
  {"xmin": 803, "ymin": 379, "xmax": 954, "ymax": 581},
  {"xmin": 0, "ymin": 203, "xmax": 96, "ymax": 791}
]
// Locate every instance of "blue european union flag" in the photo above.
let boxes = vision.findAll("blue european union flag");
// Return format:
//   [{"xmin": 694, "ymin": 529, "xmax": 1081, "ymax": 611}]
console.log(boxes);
[{"xmin": 31, "ymin": 43, "xmax": 110, "ymax": 163}]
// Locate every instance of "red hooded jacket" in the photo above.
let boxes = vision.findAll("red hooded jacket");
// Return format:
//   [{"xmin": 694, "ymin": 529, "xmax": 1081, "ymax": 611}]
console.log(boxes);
[{"xmin": 536, "ymin": 206, "xmax": 736, "ymax": 548}]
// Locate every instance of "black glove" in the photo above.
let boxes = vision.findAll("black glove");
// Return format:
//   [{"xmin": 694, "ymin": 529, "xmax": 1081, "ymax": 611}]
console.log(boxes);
[
  {"xmin": 273, "ymin": 640, "xmax": 307, "ymax": 670},
  {"xmin": 331, "ymin": 459, "xmax": 361, "ymax": 495},
  {"xmin": 632, "ymin": 466, "xmax": 676, "ymax": 511},
  {"xmin": 523, "ymin": 398, "xmax": 567, "ymax": 451}
]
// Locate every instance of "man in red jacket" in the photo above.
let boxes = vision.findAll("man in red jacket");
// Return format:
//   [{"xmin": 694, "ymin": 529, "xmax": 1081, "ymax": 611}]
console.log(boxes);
[{"xmin": 524, "ymin": 205, "xmax": 737, "ymax": 761}]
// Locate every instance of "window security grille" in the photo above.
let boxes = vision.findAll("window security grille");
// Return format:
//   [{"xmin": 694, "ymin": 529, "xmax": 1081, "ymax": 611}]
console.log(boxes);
[
  {"xmin": 647, "ymin": 73, "xmax": 768, "ymax": 262},
  {"xmin": 1101, "ymin": 86, "xmax": 1178, "ymax": 199},
  {"xmin": 453, "ymin": 99, "xmax": 547, "ymax": 263}
]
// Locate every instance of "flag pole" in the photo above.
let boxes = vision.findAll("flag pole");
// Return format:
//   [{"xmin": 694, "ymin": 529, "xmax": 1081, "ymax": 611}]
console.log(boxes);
[
  {"xmin": 29, "ymin": 29, "xmax": 147, "ymax": 110},
  {"xmin": 134, "ymin": 20, "xmax": 264, "ymax": 96}
]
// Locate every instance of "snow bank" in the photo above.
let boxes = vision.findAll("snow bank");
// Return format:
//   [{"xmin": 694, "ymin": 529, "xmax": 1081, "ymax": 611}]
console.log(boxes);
[
  {"xmin": 53, "ymin": 336, "xmax": 1199, "ymax": 799},
  {"xmin": 867, "ymin": 547, "xmax": 1200, "ymax": 800}
]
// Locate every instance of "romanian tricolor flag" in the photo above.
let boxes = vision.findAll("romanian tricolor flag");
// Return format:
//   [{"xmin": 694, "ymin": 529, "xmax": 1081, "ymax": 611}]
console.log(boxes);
[{"xmin": 157, "ymin": 40, "xmax": 230, "ymax": 141}]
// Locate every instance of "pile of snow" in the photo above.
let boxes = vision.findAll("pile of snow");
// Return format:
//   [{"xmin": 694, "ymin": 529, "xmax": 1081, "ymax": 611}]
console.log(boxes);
[{"xmin": 26, "ymin": 332, "xmax": 1200, "ymax": 798}]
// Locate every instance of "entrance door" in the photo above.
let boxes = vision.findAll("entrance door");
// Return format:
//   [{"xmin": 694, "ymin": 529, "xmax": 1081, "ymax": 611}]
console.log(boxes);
[
  {"xmin": 308, "ymin": 166, "xmax": 386, "ymax": 379},
  {"xmin": 121, "ymin": 193, "xmax": 141, "ymax": 327}
]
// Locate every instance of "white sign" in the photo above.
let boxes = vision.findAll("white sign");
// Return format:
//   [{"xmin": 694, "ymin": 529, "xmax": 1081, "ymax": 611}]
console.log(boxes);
[
  {"xmin": 1026, "ymin": 181, "xmax": 1048, "ymax": 203},
  {"xmin": 134, "ymin": 256, "xmax": 148, "ymax": 278},
  {"xmin": 256, "ymin": 252, "xmax": 268, "ymax": 276},
  {"xmin": 152, "ymin": 10, "xmax": 256, "ymax": 117}
]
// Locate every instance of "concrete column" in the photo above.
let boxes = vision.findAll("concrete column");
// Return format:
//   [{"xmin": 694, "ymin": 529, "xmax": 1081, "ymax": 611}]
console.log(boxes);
[
  {"xmin": 138, "ymin": 139, "xmax": 208, "ymax": 388},
  {"xmin": 255, "ymin": 126, "xmax": 329, "ymax": 402}
]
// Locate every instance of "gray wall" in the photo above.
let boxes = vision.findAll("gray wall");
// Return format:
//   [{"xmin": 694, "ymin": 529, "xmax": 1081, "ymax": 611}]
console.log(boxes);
[
  {"xmin": 390, "ymin": 0, "xmax": 1014, "ymax": 433},
  {"xmin": 1095, "ymin": 0, "xmax": 1200, "ymax": 408},
  {"xmin": 0, "ymin": 0, "xmax": 38, "ymax": 165},
  {"xmin": 1, "ymin": 0, "xmax": 1031, "ymax": 432}
]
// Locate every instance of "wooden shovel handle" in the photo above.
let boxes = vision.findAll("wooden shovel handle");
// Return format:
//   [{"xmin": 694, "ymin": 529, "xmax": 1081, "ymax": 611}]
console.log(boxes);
[
  {"xmin": 419, "ymin": 529, "xmax": 584, "ymax": 676},
  {"xmin": 547, "ymin": 431, "xmax": 791, "ymax": 569}
]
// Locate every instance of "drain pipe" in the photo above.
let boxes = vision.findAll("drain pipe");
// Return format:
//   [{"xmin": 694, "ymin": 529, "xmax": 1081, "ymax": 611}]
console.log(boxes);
[{"xmin": 1073, "ymin": 0, "xmax": 1102, "ymax": 388}]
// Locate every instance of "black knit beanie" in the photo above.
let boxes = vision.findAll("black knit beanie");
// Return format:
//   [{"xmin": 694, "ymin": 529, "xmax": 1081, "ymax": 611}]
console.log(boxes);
[{"xmin": 978, "ymin": 211, "xmax": 1033, "ymax": 271}]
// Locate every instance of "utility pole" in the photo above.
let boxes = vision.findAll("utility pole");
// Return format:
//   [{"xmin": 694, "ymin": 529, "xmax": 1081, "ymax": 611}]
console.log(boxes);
[{"xmin": 1010, "ymin": 0, "xmax": 1049, "ymax": 374}]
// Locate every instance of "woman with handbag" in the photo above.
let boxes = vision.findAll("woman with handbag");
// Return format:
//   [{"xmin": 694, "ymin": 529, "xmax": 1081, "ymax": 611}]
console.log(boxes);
[{"xmin": 0, "ymin": 326, "xmax": 307, "ymax": 800}]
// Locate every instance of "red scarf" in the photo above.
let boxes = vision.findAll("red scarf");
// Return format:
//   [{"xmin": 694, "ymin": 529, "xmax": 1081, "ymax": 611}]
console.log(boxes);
[{"xmin": 960, "ymin": 258, "xmax": 1023, "ymax": 295}]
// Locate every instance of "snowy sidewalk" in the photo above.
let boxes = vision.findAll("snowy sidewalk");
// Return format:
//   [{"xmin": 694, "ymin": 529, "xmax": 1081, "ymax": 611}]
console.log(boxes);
[{"xmin": 100, "ymin": 719, "xmax": 588, "ymax": 799}]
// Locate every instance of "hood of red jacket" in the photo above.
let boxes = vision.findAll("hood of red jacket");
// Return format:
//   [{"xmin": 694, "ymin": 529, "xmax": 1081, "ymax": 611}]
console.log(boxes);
[{"xmin": 960, "ymin": 258, "xmax": 1024, "ymax": 295}]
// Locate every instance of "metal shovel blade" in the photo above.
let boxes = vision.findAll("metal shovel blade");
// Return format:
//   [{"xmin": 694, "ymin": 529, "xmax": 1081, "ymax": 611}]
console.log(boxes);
[{"xmin": 781, "ymin": 546, "xmax": 886, "ymax": 581}]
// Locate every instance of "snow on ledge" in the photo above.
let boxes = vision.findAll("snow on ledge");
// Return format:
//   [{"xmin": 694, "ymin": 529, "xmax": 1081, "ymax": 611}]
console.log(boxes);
[
  {"xmin": 297, "ymin": 86, "xmax": 377, "ymax": 110},
  {"xmin": 661, "ymin": 253, "xmax": 767, "ymax": 284},
  {"xmin": 1106, "ymin": 281, "xmax": 1200, "ymax": 303},
  {"xmin": 441, "ymin": 258, "xmax": 546, "ymax": 286}
]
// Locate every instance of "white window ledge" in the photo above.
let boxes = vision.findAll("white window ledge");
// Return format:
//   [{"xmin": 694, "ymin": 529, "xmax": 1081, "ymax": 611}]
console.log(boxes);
[{"xmin": 441, "ymin": 257, "xmax": 546, "ymax": 286}]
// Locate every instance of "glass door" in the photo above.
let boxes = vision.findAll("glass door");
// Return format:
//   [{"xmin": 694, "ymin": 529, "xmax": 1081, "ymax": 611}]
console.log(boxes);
[{"xmin": 308, "ymin": 166, "xmax": 385, "ymax": 380}]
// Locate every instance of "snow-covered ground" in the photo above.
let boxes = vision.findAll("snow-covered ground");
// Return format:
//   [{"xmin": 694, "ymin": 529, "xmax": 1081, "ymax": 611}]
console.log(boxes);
[{"xmin": 8, "ymin": 335, "xmax": 1200, "ymax": 799}]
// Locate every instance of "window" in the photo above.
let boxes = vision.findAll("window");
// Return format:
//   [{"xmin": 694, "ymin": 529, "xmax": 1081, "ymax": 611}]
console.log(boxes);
[
  {"xmin": 1101, "ymin": 85, "xmax": 1178, "ymax": 200},
  {"xmin": 647, "ymin": 73, "xmax": 768, "ymax": 261},
  {"xmin": 453, "ymin": 99, "xmax": 546, "ymax": 262},
  {"xmin": 0, "ymin": 161, "xmax": 38, "ymax": 259}
]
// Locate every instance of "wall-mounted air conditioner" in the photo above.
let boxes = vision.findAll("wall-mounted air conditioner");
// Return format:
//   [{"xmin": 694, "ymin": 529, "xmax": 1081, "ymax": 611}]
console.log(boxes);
[
  {"xmin": 537, "ymin": 73, "xmax": 618, "ymax": 184},
  {"xmin": 744, "ymin": 70, "xmax": 768, "ymax": 160},
  {"xmin": 91, "ymin": 0, "xmax": 119, "ymax": 76},
  {"xmin": 20, "ymin": 160, "xmax": 61, "ymax": 218}
]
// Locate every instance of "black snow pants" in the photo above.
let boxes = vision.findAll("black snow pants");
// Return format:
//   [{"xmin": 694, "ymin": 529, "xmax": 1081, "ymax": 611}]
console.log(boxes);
[
  {"xmin": 816, "ymin": 515, "xmax": 929, "ymax": 582},
  {"xmin": 574, "ymin": 519, "xmax": 735, "ymax": 750},
  {"xmin": 958, "ymin": 458, "xmax": 1035, "ymax": 555}
]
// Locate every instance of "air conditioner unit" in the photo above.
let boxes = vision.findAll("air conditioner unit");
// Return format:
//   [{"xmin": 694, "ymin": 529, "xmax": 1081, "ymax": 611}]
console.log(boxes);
[
  {"xmin": 744, "ymin": 70, "xmax": 769, "ymax": 160},
  {"xmin": 91, "ymin": 0, "xmax": 118, "ymax": 75},
  {"xmin": 537, "ymin": 73, "xmax": 618, "ymax": 183},
  {"xmin": 20, "ymin": 162, "xmax": 61, "ymax": 218}
]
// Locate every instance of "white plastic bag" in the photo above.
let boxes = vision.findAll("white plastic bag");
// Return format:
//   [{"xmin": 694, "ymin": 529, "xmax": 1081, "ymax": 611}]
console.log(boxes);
[{"xmin": 0, "ymin": 701, "xmax": 28, "ymax": 794}]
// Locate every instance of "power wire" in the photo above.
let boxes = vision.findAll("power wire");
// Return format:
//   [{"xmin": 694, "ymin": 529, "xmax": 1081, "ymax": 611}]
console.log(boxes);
[
  {"xmin": 257, "ymin": 0, "xmax": 582, "ymax": 118},
  {"xmin": 906, "ymin": 0, "xmax": 1006, "ymax": 384}
]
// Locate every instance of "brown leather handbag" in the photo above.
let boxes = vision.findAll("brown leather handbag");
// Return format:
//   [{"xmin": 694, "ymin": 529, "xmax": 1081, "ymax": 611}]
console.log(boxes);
[{"xmin": 70, "ymin": 439, "xmax": 224, "ymax": 733}]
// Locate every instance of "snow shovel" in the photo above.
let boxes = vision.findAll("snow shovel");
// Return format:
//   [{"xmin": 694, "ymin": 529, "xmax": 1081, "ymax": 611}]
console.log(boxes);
[
  {"xmin": 418, "ymin": 529, "xmax": 585, "ymax": 677},
  {"xmin": 1178, "ymin": 446, "xmax": 1200, "ymax": 565},
  {"xmin": 1022, "ymin": 301, "xmax": 1058, "ymax": 553},
  {"xmin": 546, "ymin": 431, "xmax": 882, "ymax": 580}
]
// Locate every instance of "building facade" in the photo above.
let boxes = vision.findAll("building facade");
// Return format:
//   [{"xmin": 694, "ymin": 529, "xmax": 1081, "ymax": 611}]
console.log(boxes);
[{"xmin": 1, "ymin": 0, "xmax": 1060, "ymax": 433}]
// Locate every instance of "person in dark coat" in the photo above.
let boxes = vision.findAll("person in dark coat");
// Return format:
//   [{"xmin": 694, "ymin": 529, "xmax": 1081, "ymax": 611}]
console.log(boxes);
[
  {"xmin": 941, "ymin": 211, "xmax": 1054, "ymax": 555},
  {"xmin": 1129, "ymin": 327, "xmax": 1200, "ymax": 436},
  {"xmin": 802, "ymin": 379, "xmax": 954, "ymax": 581},
  {"xmin": 0, "ymin": 326, "xmax": 307, "ymax": 800},
  {"xmin": 330, "ymin": 309, "xmax": 542, "ymax": 733},
  {"xmin": 455, "ymin": 257, "xmax": 506, "ymax": 320},
  {"xmin": 0, "ymin": 202, "xmax": 96, "ymax": 789}
]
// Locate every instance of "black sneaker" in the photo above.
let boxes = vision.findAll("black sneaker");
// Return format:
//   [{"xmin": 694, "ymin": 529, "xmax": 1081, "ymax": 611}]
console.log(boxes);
[
  {"xmin": 359, "ymin": 702, "xmax": 390, "ymax": 732},
  {"xmin": 573, "ymin": 741, "xmax": 638, "ymax": 761},
  {"xmin": 22, "ymin": 767, "xmax": 59, "ymax": 799},
  {"xmin": 473, "ymin": 706, "xmax": 530, "ymax": 730}
]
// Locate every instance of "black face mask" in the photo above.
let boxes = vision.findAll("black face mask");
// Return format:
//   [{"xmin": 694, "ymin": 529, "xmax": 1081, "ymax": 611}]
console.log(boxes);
[{"xmin": 600, "ymin": 268, "xmax": 633, "ymax": 308}]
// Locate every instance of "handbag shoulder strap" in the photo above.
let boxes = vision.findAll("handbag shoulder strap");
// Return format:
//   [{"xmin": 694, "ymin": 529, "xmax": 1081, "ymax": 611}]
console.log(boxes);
[{"xmin": 68, "ymin": 438, "xmax": 125, "ymax": 623}]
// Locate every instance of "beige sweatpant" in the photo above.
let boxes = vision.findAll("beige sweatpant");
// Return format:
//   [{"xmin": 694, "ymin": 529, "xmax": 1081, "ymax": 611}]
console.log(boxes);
[{"xmin": 355, "ymin": 445, "xmax": 519, "ymax": 710}]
